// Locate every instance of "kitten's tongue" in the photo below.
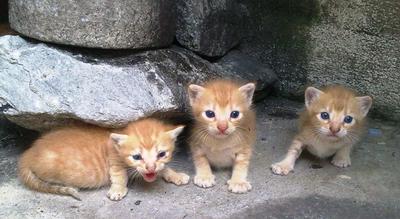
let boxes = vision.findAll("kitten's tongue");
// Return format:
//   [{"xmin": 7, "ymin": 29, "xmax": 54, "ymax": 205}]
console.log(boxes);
[{"xmin": 143, "ymin": 172, "xmax": 157, "ymax": 182}]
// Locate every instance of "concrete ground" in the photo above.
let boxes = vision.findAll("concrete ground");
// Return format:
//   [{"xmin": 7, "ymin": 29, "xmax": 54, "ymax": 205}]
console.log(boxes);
[{"xmin": 0, "ymin": 98, "xmax": 399, "ymax": 218}]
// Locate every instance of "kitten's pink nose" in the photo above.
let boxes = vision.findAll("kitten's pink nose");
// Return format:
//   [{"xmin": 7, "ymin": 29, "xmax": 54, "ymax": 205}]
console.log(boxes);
[
  {"xmin": 145, "ymin": 164, "xmax": 156, "ymax": 172},
  {"xmin": 329, "ymin": 126, "xmax": 340, "ymax": 134},
  {"xmin": 217, "ymin": 123, "xmax": 228, "ymax": 133}
]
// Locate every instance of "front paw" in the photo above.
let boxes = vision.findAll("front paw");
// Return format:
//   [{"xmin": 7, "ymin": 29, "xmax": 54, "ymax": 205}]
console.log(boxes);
[
  {"xmin": 164, "ymin": 172, "xmax": 190, "ymax": 186},
  {"xmin": 107, "ymin": 186, "xmax": 128, "ymax": 201},
  {"xmin": 271, "ymin": 161, "xmax": 293, "ymax": 175},
  {"xmin": 331, "ymin": 156, "xmax": 351, "ymax": 168},
  {"xmin": 194, "ymin": 174, "xmax": 216, "ymax": 188},
  {"xmin": 227, "ymin": 179, "xmax": 251, "ymax": 193}
]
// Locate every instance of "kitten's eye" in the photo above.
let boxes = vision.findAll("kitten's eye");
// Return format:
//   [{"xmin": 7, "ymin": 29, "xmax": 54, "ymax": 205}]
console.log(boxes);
[
  {"xmin": 205, "ymin": 110, "xmax": 215, "ymax": 118},
  {"xmin": 320, "ymin": 112, "xmax": 330, "ymax": 120},
  {"xmin": 158, "ymin": 151, "xmax": 166, "ymax": 158},
  {"xmin": 132, "ymin": 154, "xmax": 142, "ymax": 160},
  {"xmin": 230, "ymin": 111, "xmax": 240, "ymax": 119},
  {"xmin": 344, "ymin": 116, "xmax": 353, "ymax": 124}
]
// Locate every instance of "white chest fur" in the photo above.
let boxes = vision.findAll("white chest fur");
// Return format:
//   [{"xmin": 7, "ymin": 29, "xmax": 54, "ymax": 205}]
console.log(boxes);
[
  {"xmin": 201, "ymin": 137, "xmax": 242, "ymax": 168},
  {"xmin": 304, "ymin": 138, "xmax": 347, "ymax": 158}
]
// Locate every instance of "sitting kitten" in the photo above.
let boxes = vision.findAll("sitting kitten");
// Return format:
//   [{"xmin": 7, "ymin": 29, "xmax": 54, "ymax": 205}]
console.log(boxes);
[
  {"xmin": 188, "ymin": 80, "xmax": 256, "ymax": 193},
  {"xmin": 19, "ymin": 119, "xmax": 189, "ymax": 200},
  {"xmin": 271, "ymin": 86, "xmax": 372, "ymax": 175}
]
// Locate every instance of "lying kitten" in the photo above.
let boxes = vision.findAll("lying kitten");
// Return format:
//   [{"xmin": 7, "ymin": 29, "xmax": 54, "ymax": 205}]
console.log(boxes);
[
  {"xmin": 188, "ymin": 80, "xmax": 256, "ymax": 193},
  {"xmin": 271, "ymin": 86, "xmax": 372, "ymax": 175},
  {"xmin": 19, "ymin": 119, "xmax": 189, "ymax": 200}
]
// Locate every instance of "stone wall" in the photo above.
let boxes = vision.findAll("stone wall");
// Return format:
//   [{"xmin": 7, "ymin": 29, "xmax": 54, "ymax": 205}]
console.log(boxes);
[
  {"xmin": 176, "ymin": 0, "xmax": 246, "ymax": 57},
  {"xmin": 239, "ymin": 0, "xmax": 400, "ymax": 120}
]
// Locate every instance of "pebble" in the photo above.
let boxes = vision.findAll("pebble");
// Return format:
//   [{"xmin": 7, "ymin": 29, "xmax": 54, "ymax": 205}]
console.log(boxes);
[
  {"xmin": 338, "ymin": 175, "xmax": 351, "ymax": 180},
  {"xmin": 368, "ymin": 128, "xmax": 382, "ymax": 137}
]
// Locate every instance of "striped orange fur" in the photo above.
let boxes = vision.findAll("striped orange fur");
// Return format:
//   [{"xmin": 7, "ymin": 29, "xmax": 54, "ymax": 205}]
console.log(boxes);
[{"xmin": 19, "ymin": 119, "xmax": 188, "ymax": 200}]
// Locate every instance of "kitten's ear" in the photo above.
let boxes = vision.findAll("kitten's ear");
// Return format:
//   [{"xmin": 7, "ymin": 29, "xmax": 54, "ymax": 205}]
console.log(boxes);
[
  {"xmin": 188, "ymin": 84, "xmax": 205, "ymax": 105},
  {"xmin": 356, "ymin": 96, "xmax": 372, "ymax": 117},
  {"xmin": 239, "ymin": 83, "xmax": 256, "ymax": 106},
  {"xmin": 166, "ymin": 125, "xmax": 185, "ymax": 140},
  {"xmin": 305, "ymin": 87, "xmax": 324, "ymax": 108},
  {"xmin": 110, "ymin": 133, "xmax": 128, "ymax": 149}
]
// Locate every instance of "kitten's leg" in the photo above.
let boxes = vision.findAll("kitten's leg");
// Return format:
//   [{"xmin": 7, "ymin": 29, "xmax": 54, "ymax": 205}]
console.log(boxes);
[
  {"xmin": 331, "ymin": 145, "xmax": 352, "ymax": 168},
  {"xmin": 192, "ymin": 148, "xmax": 216, "ymax": 188},
  {"xmin": 271, "ymin": 139, "xmax": 304, "ymax": 175},
  {"xmin": 107, "ymin": 166, "xmax": 128, "ymax": 201},
  {"xmin": 227, "ymin": 149, "xmax": 252, "ymax": 193},
  {"xmin": 162, "ymin": 167, "xmax": 190, "ymax": 185}
]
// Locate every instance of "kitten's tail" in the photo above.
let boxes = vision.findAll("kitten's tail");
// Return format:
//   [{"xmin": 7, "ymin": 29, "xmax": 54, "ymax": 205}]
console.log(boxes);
[{"xmin": 18, "ymin": 166, "xmax": 81, "ymax": 201}]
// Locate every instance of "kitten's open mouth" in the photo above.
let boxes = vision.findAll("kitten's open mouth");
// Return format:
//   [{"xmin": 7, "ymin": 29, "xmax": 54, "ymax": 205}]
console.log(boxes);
[{"xmin": 142, "ymin": 172, "xmax": 157, "ymax": 182}]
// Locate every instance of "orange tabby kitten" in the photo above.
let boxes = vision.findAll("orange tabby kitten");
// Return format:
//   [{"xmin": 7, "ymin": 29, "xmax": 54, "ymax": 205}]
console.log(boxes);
[
  {"xmin": 271, "ymin": 86, "xmax": 372, "ymax": 175},
  {"xmin": 19, "ymin": 119, "xmax": 189, "ymax": 200},
  {"xmin": 188, "ymin": 80, "xmax": 256, "ymax": 193}
]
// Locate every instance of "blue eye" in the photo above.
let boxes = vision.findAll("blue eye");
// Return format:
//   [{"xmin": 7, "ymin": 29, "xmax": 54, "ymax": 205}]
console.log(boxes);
[
  {"xmin": 205, "ymin": 110, "xmax": 215, "ymax": 118},
  {"xmin": 132, "ymin": 154, "xmax": 142, "ymax": 160},
  {"xmin": 158, "ymin": 151, "xmax": 166, "ymax": 158},
  {"xmin": 320, "ymin": 112, "xmax": 330, "ymax": 120},
  {"xmin": 344, "ymin": 116, "xmax": 353, "ymax": 124},
  {"xmin": 230, "ymin": 111, "xmax": 240, "ymax": 119}
]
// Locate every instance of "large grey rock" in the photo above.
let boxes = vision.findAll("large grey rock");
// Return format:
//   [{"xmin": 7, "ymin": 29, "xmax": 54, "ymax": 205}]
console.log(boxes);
[
  {"xmin": 8, "ymin": 0, "xmax": 176, "ymax": 49},
  {"xmin": 176, "ymin": 0, "xmax": 246, "ymax": 57},
  {"xmin": 239, "ymin": 0, "xmax": 400, "ymax": 120},
  {"xmin": 215, "ymin": 50, "xmax": 278, "ymax": 93},
  {"xmin": 0, "ymin": 36, "xmax": 222, "ymax": 130}
]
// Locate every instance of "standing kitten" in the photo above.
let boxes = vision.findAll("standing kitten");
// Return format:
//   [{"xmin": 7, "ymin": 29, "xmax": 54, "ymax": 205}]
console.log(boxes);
[
  {"xmin": 19, "ymin": 119, "xmax": 189, "ymax": 200},
  {"xmin": 271, "ymin": 86, "xmax": 372, "ymax": 175},
  {"xmin": 188, "ymin": 80, "xmax": 256, "ymax": 193}
]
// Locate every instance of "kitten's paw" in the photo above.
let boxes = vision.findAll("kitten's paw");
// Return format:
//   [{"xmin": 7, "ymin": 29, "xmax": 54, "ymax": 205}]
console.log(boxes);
[
  {"xmin": 331, "ymin": 156, "xmax": 351, "ymax": 168},
  {"xmin": 227, "ymin": 179, "xmax": 252, "ymax": 193},
  {"xmin": 107, "ymin": 186, "xmax": 128, "ymax": 201},
  {"xmin": 194, "ymin": 174, "xmax": 216, "ymax": 188},
  {"xmin": 164, "ymin": 172, "xmax": 190, "ymax": 186},
  {"xmin": 271, "ymin": 162, "xmax": 293, "ymax": 175}
]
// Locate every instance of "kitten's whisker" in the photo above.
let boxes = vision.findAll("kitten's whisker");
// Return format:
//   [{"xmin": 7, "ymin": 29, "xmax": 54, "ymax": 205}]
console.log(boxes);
[
  {"xmin": 128, "ymin": 169, "xmax": 141, "ymax": 185},
  {"xmin": 345, "ymin": 131, "xmax": 360, "ymax": 143}
]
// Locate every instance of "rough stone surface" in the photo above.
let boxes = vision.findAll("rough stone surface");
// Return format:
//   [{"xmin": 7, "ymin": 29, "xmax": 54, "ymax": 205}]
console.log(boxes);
[
  {"xmin": 0, "ymin": 36, "xmax": 277, "ymax": 131},
  {"xmin": 239, "ymin": 0, "xmax": 400, "ymax": 120},
  {"xmin": 176, "ymin": 0, "xmax": 246, "ymax": 57},
  {"xmin": 0, "ymin": 98, "xmax": 399, "ymax": 218},
  {"xmin": 0, "ymin": 36, "xmax": 222, "ymax": 130},
  {"xmin": 8, "ymin": 0, "xmax": 176, "ymax": 49},
  {"xmin": 215, "ymin": 50, "xmax": 278, "ymax": 92}
]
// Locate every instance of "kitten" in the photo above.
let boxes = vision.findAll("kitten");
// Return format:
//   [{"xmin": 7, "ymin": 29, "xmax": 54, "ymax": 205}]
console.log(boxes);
[
  {"xmin": 19, "ymin": 119, "xmax": 189, "ymax": 201},
  {"xmin": 271, "ymin": 86, "xmax": 372, "ymax": 175},
  {"xmin": 188, "ymin": 80, "xmax": 256, "ymax": 193}
]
